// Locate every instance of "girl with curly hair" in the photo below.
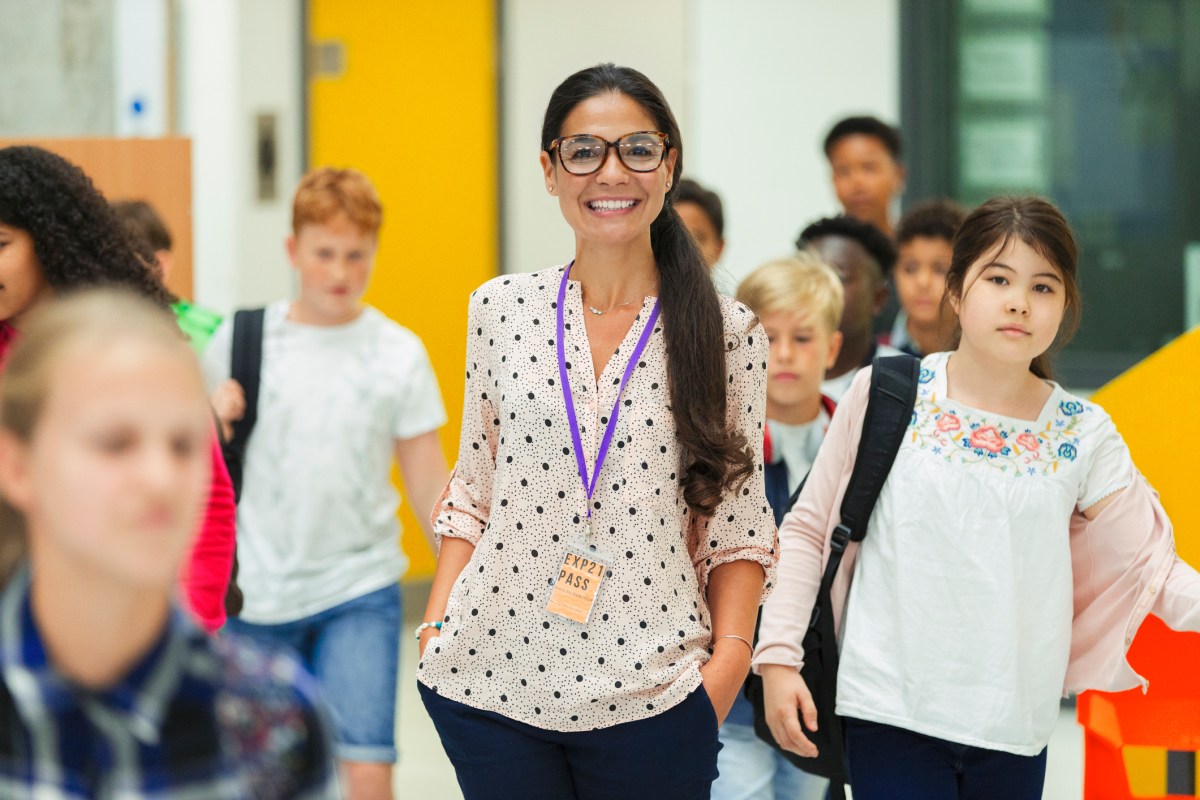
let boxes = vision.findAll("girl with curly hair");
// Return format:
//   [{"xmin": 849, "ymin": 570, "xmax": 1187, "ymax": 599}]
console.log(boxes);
[{"xmin": 0, "ymin": 145, "xmax": 234, "ymax": 633}]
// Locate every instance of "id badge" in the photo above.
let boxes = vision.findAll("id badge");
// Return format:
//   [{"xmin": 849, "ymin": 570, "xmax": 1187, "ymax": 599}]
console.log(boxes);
[{"xmin": 545, "ymin": 544, "xmax": 611, "ymax": 625}]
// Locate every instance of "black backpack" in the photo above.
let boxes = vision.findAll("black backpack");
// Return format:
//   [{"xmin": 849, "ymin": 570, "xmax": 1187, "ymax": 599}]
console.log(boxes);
[
  {"xmin": 744, "ymin": 354, "xmax": 919, "ymax": 800},
  {"xmin": 218, "ymin": 307, "xmax": 266, "ymax": 618}
]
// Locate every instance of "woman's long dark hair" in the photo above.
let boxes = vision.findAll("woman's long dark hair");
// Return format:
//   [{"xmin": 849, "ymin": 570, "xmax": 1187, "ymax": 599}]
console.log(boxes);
[
  {"xmin": 0, "ymin": 146, "xmax": 173, "ymax": 309},
  {"xmin": 541, "ymin": 64, "xmax": 753, "ymax": 516},
  {"xmin": 944, "ymin": 196, "xmax": 1081, "ymax": 380}
]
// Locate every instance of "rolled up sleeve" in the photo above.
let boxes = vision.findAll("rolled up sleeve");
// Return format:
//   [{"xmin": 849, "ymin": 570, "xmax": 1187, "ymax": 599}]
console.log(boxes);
[
  {"xmin": 691, "ymin": 320, "xmax": 778, "ymax": 601},
  {"xmin": 431, "ymin": 293, "xmax": 499, "ymax": 547}
]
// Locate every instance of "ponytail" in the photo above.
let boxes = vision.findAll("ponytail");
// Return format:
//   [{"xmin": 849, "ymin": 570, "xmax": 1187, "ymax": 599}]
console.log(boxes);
[{"xmin": 653, "ymin": 196, "xmax": 754, "ymax": 515}]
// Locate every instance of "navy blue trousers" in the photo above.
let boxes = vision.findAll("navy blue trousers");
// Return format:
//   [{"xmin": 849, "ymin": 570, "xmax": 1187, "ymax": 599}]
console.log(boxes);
[
  {"xmin": 420, "ymin": 681, "xmax": 721, "ymax": 800},
  {"xmin": 844, "ymin": 717, "xmax": 1047, "ymax": 800}
]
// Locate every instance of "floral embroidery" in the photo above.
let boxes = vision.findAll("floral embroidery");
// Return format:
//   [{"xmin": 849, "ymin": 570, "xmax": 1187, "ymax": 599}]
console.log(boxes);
[
  {"xmin": 919, "ymin": 367, "xmax": 935, "ymax": 384},
  {"xmin": 910, "ymin": 360, "xmax": 1087, "ymax": 477},
  {"xmin": 936, "ymin": 414, "xmax": 961, "ymax": 432},
  {"xmin": 969, "ymin": 426, "xmax": 1006, "ymax": 454},
  {"xmin": 1059, "ymin": 400, "xmax": 1085, "ymax": 416}
]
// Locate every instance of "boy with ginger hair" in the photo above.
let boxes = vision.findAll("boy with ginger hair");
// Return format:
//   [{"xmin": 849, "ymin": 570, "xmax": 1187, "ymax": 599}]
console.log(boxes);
[{"xmin": 204, "ymin": 167, "xmax": 449, "ymax": 800}]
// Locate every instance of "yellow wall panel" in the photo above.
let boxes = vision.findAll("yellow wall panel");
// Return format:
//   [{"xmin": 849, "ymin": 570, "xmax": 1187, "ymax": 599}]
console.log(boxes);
[
  {"xmin": 308, "ymin": 1, "xmax": 498, "ymax": 579},
  {"xmin": 1090, "ymin": 328, "xmax": 1200, "ymax": 564}
]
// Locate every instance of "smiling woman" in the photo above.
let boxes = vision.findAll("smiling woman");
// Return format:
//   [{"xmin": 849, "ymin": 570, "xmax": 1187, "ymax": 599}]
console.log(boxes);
[{"xmin": 417, "ymin": 63, "xmax": 779, "ymax": 800}]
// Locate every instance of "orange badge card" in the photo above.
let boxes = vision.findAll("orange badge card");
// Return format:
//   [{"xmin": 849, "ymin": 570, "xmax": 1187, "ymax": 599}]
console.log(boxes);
[{"xmin": 546, "ymin": 549, "xmax": 609, "ymax": 625}]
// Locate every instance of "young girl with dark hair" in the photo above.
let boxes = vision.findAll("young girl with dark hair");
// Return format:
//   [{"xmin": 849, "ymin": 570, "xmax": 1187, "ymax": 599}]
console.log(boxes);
[
  {"xmin": 754, "ymin": 196, "xmax": 1200, "ymax": 799},
  {"xmin": 0, "ymin": 145, "xmax": 235, "ymax": 633},
  {"xmin": 0, "ymin": 291, "xmax": 337, "ymax": 797},
  {"xmin": 418, "ymin": 63, "xmax": 777, "ymax": 799}
]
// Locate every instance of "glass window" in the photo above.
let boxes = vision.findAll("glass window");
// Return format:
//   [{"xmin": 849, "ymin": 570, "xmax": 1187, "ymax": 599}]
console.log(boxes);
[{"xmin": 902, "ymin": 0, "xmax": 1200, "ymax": 386}]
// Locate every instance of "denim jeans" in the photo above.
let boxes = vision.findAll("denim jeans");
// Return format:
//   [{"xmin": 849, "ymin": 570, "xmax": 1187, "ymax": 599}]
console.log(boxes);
[
  {"xmin": 225, "ymin": 582, "xmax": 401, "ymax": 763},
  {"xmin": 712, "ymin": 721, "xmax": 829, "ymax": 800}
]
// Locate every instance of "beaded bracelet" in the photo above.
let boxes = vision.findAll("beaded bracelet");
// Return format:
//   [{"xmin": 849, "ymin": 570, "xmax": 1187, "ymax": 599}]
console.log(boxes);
[{"xmin": 414, "ymin": 621, "xmax": 443, "ymax": 640}]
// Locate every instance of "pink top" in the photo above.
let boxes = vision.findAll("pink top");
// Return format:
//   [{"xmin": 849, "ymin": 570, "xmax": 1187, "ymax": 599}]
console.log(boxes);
[
  {"xmin": 421, "ymin": 268, "xmax": 778, "ymax": 730},
  {"xmin": 177, "ymin": 434, "xmax": 237, "ymax": 633},
  {"xmin": 754, "ymin": 366, "xmax": 1200, "ymax": 697}
]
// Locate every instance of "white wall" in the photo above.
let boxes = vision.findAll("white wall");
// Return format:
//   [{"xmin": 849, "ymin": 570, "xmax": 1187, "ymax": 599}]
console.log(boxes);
[
  {"xmin": 500, "ymin": 0, "xmax": 899, "ymax": 291},
  {"xmin": 178, "ymin": 0, "xmax": 301, "ymax": 313},
  {"xmin": 688, "ymin": 0, "xmax": 900, "ymax": 292},
  {"xmin": 501, "ymin": 0, "xmax": 689, "ymax": 275},
  {"xmin": 0, "ymin": 0, "xmax": 114, "ymax": 135},
  {"xmin": 113, "ymin": 0, "xmax": 168, "ymax": 136}
]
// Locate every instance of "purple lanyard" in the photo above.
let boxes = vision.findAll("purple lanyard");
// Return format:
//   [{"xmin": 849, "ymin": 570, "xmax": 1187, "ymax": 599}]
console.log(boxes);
[{"xmin": 556, "ymin": 262, "xmax": 661, "ymax": 522}]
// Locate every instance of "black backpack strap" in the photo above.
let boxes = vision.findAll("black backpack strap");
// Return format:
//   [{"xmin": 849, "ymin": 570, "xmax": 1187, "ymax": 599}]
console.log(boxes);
[
  {"xmin": 229, "ymin": 307, "xmax": 266, "ymax": 455},
  {"xmin": 814, "ymin": 355, "xmax": 919, "ymax": 616},
  {"xmin": 836, "ymin": 355, "xmax": 920, "ymax": 544}
]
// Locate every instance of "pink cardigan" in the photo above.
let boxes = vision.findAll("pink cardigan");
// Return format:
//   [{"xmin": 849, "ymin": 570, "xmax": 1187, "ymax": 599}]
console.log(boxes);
[
  {"xmin": 753, "ymin": 368, "xmax": 1200, "ymax": 696},
  {"xmin": 0, "ymin": 322, "xmax": 235, "ymax": 633}
]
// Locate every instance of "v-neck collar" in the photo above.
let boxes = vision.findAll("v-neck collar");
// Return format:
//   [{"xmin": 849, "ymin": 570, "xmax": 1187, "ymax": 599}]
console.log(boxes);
[{"xmin": 563, "ymin": 276, "xmax": 658, "ymax": 391}]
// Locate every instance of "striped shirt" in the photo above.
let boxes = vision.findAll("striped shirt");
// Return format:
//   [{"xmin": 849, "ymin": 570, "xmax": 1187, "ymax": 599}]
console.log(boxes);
[{"xmin": 0, "ymin": 568, "xmax": 339, "ymax": 799}]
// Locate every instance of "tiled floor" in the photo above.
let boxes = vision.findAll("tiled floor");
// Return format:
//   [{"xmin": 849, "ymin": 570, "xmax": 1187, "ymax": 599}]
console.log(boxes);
[{"xmin": 393, "ymin": 583, "xmax": 1084, "ymax": 799}]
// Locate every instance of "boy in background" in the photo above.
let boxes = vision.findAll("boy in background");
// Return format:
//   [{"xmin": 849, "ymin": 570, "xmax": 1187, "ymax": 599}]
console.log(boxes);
[
  {"xmin": 713, "ymin": 252, "xmax": 844, "ymax": 800},
  {"xmin": 823, "ymin": 115, "xmax": 905, "ymax": 238},
  {"xmin": 886, "ymin": 198, "xmax": 966, "ymax": 356},
  {"xmin": 204, "ymin": 167, "xmax": 450, "ymax": 800},
  {"xmin": 796, "ymin": 215, "xmax": 899, "ymax": 400},
  {"xmin": 674, "ymin": 177, "xmax": 726, "ymax": 271},
  {"xmin": 111, "ymin": 199, "xmax": 224, "ymax": 353}
]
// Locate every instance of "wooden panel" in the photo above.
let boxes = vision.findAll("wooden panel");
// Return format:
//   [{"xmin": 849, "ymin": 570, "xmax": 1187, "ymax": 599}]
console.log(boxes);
[{"xmin": 0, "ymin": 137, "xmax": 193, "ymax": 300}]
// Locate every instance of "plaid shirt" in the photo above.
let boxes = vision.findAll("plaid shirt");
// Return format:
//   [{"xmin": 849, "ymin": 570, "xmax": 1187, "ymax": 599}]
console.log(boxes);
[{"xmin": 0, "ymin": 569, "xmax": 340, "ymax": 799}]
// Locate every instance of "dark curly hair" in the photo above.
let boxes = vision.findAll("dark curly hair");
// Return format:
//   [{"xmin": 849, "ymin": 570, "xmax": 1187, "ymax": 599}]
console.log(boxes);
[
  {"xmin": 797, "ymin": 214, "xmax": 897, "ymax": 277},
  {"xmin": 895, "ymin": 198, "xmax": 967, "ymax": 252},
  {"xmin": 0, "ymin": 146, "xmax": 174, "ymax": 311}
]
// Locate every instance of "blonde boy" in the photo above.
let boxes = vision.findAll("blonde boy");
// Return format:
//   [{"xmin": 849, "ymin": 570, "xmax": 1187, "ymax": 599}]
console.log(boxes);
[
  {"xmin": 738, "ymin": 253, "xmax": 844, "ymax": 501},
  {"xmin": 204, "ymin": 168, "xmax": 449, "ymax": 800},
  {"xmin": 714, "ymin": 252, "xmax": 843, "ymax": 800}
]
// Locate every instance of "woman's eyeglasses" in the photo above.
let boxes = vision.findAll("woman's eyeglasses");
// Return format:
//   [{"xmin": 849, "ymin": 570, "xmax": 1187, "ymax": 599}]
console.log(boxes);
[{"xmin": 549, "ymin": 131, "xmax": 670, "ymax": 175}]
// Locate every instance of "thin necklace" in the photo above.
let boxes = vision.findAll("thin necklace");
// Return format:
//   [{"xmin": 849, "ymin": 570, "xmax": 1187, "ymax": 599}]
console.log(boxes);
[{"xmin": 587, "ymin": 297, "xmax": 642, "ymax": 316}]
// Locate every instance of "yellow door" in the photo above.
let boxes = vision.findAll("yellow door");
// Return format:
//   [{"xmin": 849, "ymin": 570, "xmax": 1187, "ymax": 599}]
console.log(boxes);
[{"xmin": 307, "ymin": 1, "xmax": 498, "ymax": 579}]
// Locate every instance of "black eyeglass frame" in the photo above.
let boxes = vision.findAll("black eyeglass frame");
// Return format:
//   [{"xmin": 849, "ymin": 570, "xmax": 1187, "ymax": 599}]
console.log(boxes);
[{"xmin": 548, "ymin": 131, "xmax": 672, "ymax": 175}]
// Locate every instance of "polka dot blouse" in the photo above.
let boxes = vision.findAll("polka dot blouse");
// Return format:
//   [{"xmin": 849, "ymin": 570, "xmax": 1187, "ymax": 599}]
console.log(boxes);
[{"xmin": 419, "ymin": 266, "xmax": 778, "ymax": 731}]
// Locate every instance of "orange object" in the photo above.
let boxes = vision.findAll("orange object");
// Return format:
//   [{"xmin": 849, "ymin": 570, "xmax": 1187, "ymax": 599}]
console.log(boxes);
[
  {"xmin": 1078, "ymin": 329, "xmax": 1200, "ymax": 798},
  {"xmin": 1078, "ymin": 615, "xmax": 1200, "ymax": 798}
]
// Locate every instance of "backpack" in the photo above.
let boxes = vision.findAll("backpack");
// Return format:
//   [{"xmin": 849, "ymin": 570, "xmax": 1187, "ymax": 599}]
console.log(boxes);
[
  {"xmin": 219, "ymin": 307, "xmax": 266, "ymax": 618},
  {"xmin": 743, "ymin": 354, "xmax": 919, "ymax": 800}
]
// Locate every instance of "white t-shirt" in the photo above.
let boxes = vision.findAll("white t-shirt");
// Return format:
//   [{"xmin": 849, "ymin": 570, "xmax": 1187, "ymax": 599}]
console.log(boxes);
[
  {"xmin": 836, "ymin": 351, "xmax": 1133, "ymax": 755},
  {"xmin": 203, "ymin": 302, "xmax": 447, "ymax": 623},
  {"xmin": 767, "ymin": 410, "xmax": 830, "ymax": 498},
  {"xmin": 821, "ymin": 343, "xmax": 903, "ymax": 401}
]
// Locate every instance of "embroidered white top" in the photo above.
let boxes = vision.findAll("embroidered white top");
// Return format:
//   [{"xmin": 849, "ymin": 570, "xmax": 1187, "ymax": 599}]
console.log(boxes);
[
  {"xmin": 420, "ymin": 267, "xmax": 778, "ymax": 731},
  {"xmin": 834, "ymin": 351, "xmax": 1134, "ymax": 755}
]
